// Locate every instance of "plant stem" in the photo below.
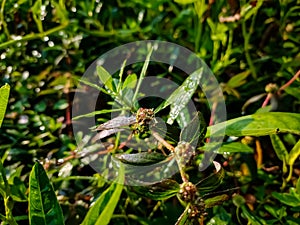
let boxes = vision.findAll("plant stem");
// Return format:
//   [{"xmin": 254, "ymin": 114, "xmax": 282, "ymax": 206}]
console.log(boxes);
[
  {"xmin": 4, "ymin": 197, "xmax": 17, "ymax": 225},
  {"xmin": 0, "ymin": 0, "xmax": 10, "ymax": 39},
  {"xmin": 242, "ymin": 20, "xmax": 257, "ymax": 79},
  {"xmin": 262, "ymin": 69, "xmax": 300, "ymax": 106},
  {"xmin": 0, "ymin": 22, "xmax": 69, "ymax": 50}
]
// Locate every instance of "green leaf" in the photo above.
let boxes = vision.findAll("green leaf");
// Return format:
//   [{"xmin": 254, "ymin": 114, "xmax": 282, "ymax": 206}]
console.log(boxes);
[
  {"xmin": 176, "ymin": 108, "xmax": 191, "ymax": 129},
  {"xmin": 288, "ymin": 139, "xmax": 300, "ymax": 166},
  {"xmin": 241, "ymin": 0, "xmax": 263, "ymax": 21},
  {"xmin": 206, "ymin": 112, "xmax": 300, "ymax": 137},
  {"xmin": 53, "ymin": 99, "xmax": 69, "ymax": 110},
  {"xmin": 132, "ymin": 46, "xmax": 154, "ymax": 108},
  {"xmin": 0, "ymin": 160, "xmax": 8, "ymax": 197},
  {"xmin": 97, "ymin": 65, "xmax": 115, "ymax": 92},
  {"xmin": 270, "ymin": 134, "xmax": 289, "ymax": 169},
  {"xmin": 196, "ymin": 161, "xmax": 225, "ymax": 194},
  {"xmin": 122, "ymin": 73, "xmax": 137, "ymax": 90},
  {"xmin": 204, "ymin": 194, "xmax": 229, "ymax": 208},
  {"xmin": 201, "ymin": 142, "xmax": 254, "ymax": 154},
  {"xmin": 207, "ymin": 207, "xmax": 231, "ymax": 225},
  {"xmin": 175, "ymin": 204, "xmax": 191, "ymax": 225},
  {"xmin": 131, "ymin": 179, "xmax": 180, "ymax": 200},
  {"xmin": 72, "ymin": 108, "xmax": 124, "ymax": 120},
  {"xmin": 155, "ymin": 67, "xmax": 204, "ymax": 125},
  {"xmin": 180, "ymin": 112, "xmax": 206, "ymax": 145},
  {"xmin": 296, "ymin": 177, "xmax": 300, "ymax": 195},
  {"xmin": 174, "ymin": 0, "xmax": 197, "ymax": 5},
  {"xmin": 227, "ymin": 70, "xmax": 250, "ymax": 88},
  {"xmin": 114, "ymin": 152, "xmax": 166, "ymax": 166},
  {"xmin": 240, "ymin": 204, "xmax": 267, "ymax": 225},
  {"xmin": 29, "ymin": 161, "xmax": 65, "ymax": 225},
  {"xmin": 0, "ymin": 84, "xmax": 10, "ymax": 128},
  {"xmin": 31, "ymin": 0, "xmax": 44, "ymax": 33},
  {"xmin": 272, "ymin": 188, "xmax": 300, "ymax": 207},
  {"xmin": 51, "ymin": 0, "xmax": 68, "ymax": 24},
  {"xmin": 81, "ymin": 165, "xmax": 124, "ymax": 225},
  {"xmin": 285, "ymin": 86, "xmax": 300, "ymax": 100}
]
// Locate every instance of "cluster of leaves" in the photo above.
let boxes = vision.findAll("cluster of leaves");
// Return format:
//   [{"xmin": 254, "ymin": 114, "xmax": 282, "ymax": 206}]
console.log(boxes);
[{"xmin": 0, "ymin": 0, "xmax": 300, "ymax": 225}]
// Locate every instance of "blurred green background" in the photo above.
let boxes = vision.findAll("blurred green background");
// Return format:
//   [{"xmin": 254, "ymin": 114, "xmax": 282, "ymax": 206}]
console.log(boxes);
[{"xmin": 0, "ymin": 0, "xmax": 300, "ymax": 224}]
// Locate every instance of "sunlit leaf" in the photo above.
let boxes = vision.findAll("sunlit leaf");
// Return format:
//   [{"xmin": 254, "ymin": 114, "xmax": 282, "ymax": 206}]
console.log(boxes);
[
  {"xmin": 132, "ymin": 46, "xmax": 154, "ymax": 108},
  {"xmin": 288, "ymin": 139, "xmax": 300, "ymax": 166},
  {"xmin": 97, "ymin": 65, "xmax": 115, "ymax": 92},
  {"xmin": 241, "ymin": 0, "xmax": 263, "ymax": 21},
  {"xmin": 81, "ymin": 165, "xmax": 124, "ymax": 225},
  {"xmin": 122, "ymin": 73, "xmax": 137, "ymax": 90},
  {"xmin": 206, "ymin": 112, "xmax": 300, "ymax": 137},
  {"xmin": 201, "ymin": 142, "xmax": 254, "ymax": 154},
  {"xmin": 72, "ymin": 108, "xmax": 124, "ymax": 120},
  {"xmin": 29, "ymin": 162, "xmax": 65, "ymax": 225},
  {"xmin": 31, "ymin": 0, "xmax": 44, "ymax": 33},
  {"xmin": 0, "ymin": 84, "xmax": 10, "ymax": 128},
  {"xmin": 155, "ymin": 67, "xmax": 204, "ymax": 125},
  {"xmin": 270, "ymin": 134, "xmax": 289, "ymax": 173},
  {"xmin": 227, "ymin": 70, "xmax": 250, "ymax": 88},
  {"xmin": 174, "ymin": 0, "xmax": 197, "ymax": 5},
  {"xmin": 176, "ymin": 108, "xmax": 191, "ymax": 129}
]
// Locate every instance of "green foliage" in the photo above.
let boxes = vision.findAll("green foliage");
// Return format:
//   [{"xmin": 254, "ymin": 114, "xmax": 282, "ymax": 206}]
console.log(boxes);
[
  {"xmin": 206, "ymin": 112, "xmax": 300, "ymax": 137},
  {"xmin": 0, "ymin": 0, "xmax": 300, "ymax": 224},
  {"xmin": 29, "ymin": 162, "xmax": 65, "ymax": 225},
  {"xmin": 81, "ymin": 165, "xmax": 124, "ymax": 225},
  {"xmin": 0, "ymin": 84, "xmax": 10, "ymax": 127}
]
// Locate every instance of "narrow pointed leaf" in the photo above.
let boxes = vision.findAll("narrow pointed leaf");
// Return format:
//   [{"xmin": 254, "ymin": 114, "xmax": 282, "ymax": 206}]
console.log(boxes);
[
  {"xmin": 0, "ymin": 84, "xmax": 10, "ymax": 127},
  {"xmin": 272, "ymin": 189, "xmax": 300, "ymax": 207},
  {"xmin": 175, "ymin": 204, "xmax": 191, "ymax": 225},
  {"xmin": 81, "ymin": 166, "xmax": 124, "ymax": 225},
  {"xmin": 196, "ymin": 161, "xmax": 225, "ymax": 194},
  {"xmin": 288, "ymin": 139, "xmax": 300, "ymax": 166},
  {"xmin": 97, "ymin": 65, "xmax": 115, "ymax": 92},
  {"xmin": 227, "ymin": 70, "xmax": 250, "ymax": 88},
  {"xmin": 155, "ymin": 67, "xmax": 204, "ymax": 125},
  {"xmin": 204, "ymin": 194, "xmax": 230, "ymax": 208},
  {"xmin": 270, "ymin": 134, "xmax": 289, "ymax": 162},
  {"xmin": 29, "ymin": 162, "xmax": 65, "ymax": 225},
  {"xmin": 201, "ymin": 142, "xmax": 254, "ymax": 154},
  {"xmin": 206, "ymin": 112, "xmax": 300, "ymax": 137},
  {"xmin": 0, "ymin": 160, "xmax": 8, "ymax": 197}
]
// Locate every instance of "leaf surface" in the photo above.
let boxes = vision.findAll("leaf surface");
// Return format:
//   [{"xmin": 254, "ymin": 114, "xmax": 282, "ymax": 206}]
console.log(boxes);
[
  {"xmin": 206, "ymin": 112, "xmax": 300, "ymax": 137},
  {"xmin": 29, "ymin": 162, "xmax": 65, "ymax": 225}
]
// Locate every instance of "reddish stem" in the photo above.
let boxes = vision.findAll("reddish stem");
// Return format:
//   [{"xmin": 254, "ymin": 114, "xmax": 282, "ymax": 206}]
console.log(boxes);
[
  {"xmin": 262, "ymin": 69, "xmax": 300, "ymax": 107},
  {"xmin": 279, "ymin": 69, "xmax": 300, "ymax": 91},
  {"xmin": 261, "ymin": 93, "xmax": 272, "ymax": 107}
]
